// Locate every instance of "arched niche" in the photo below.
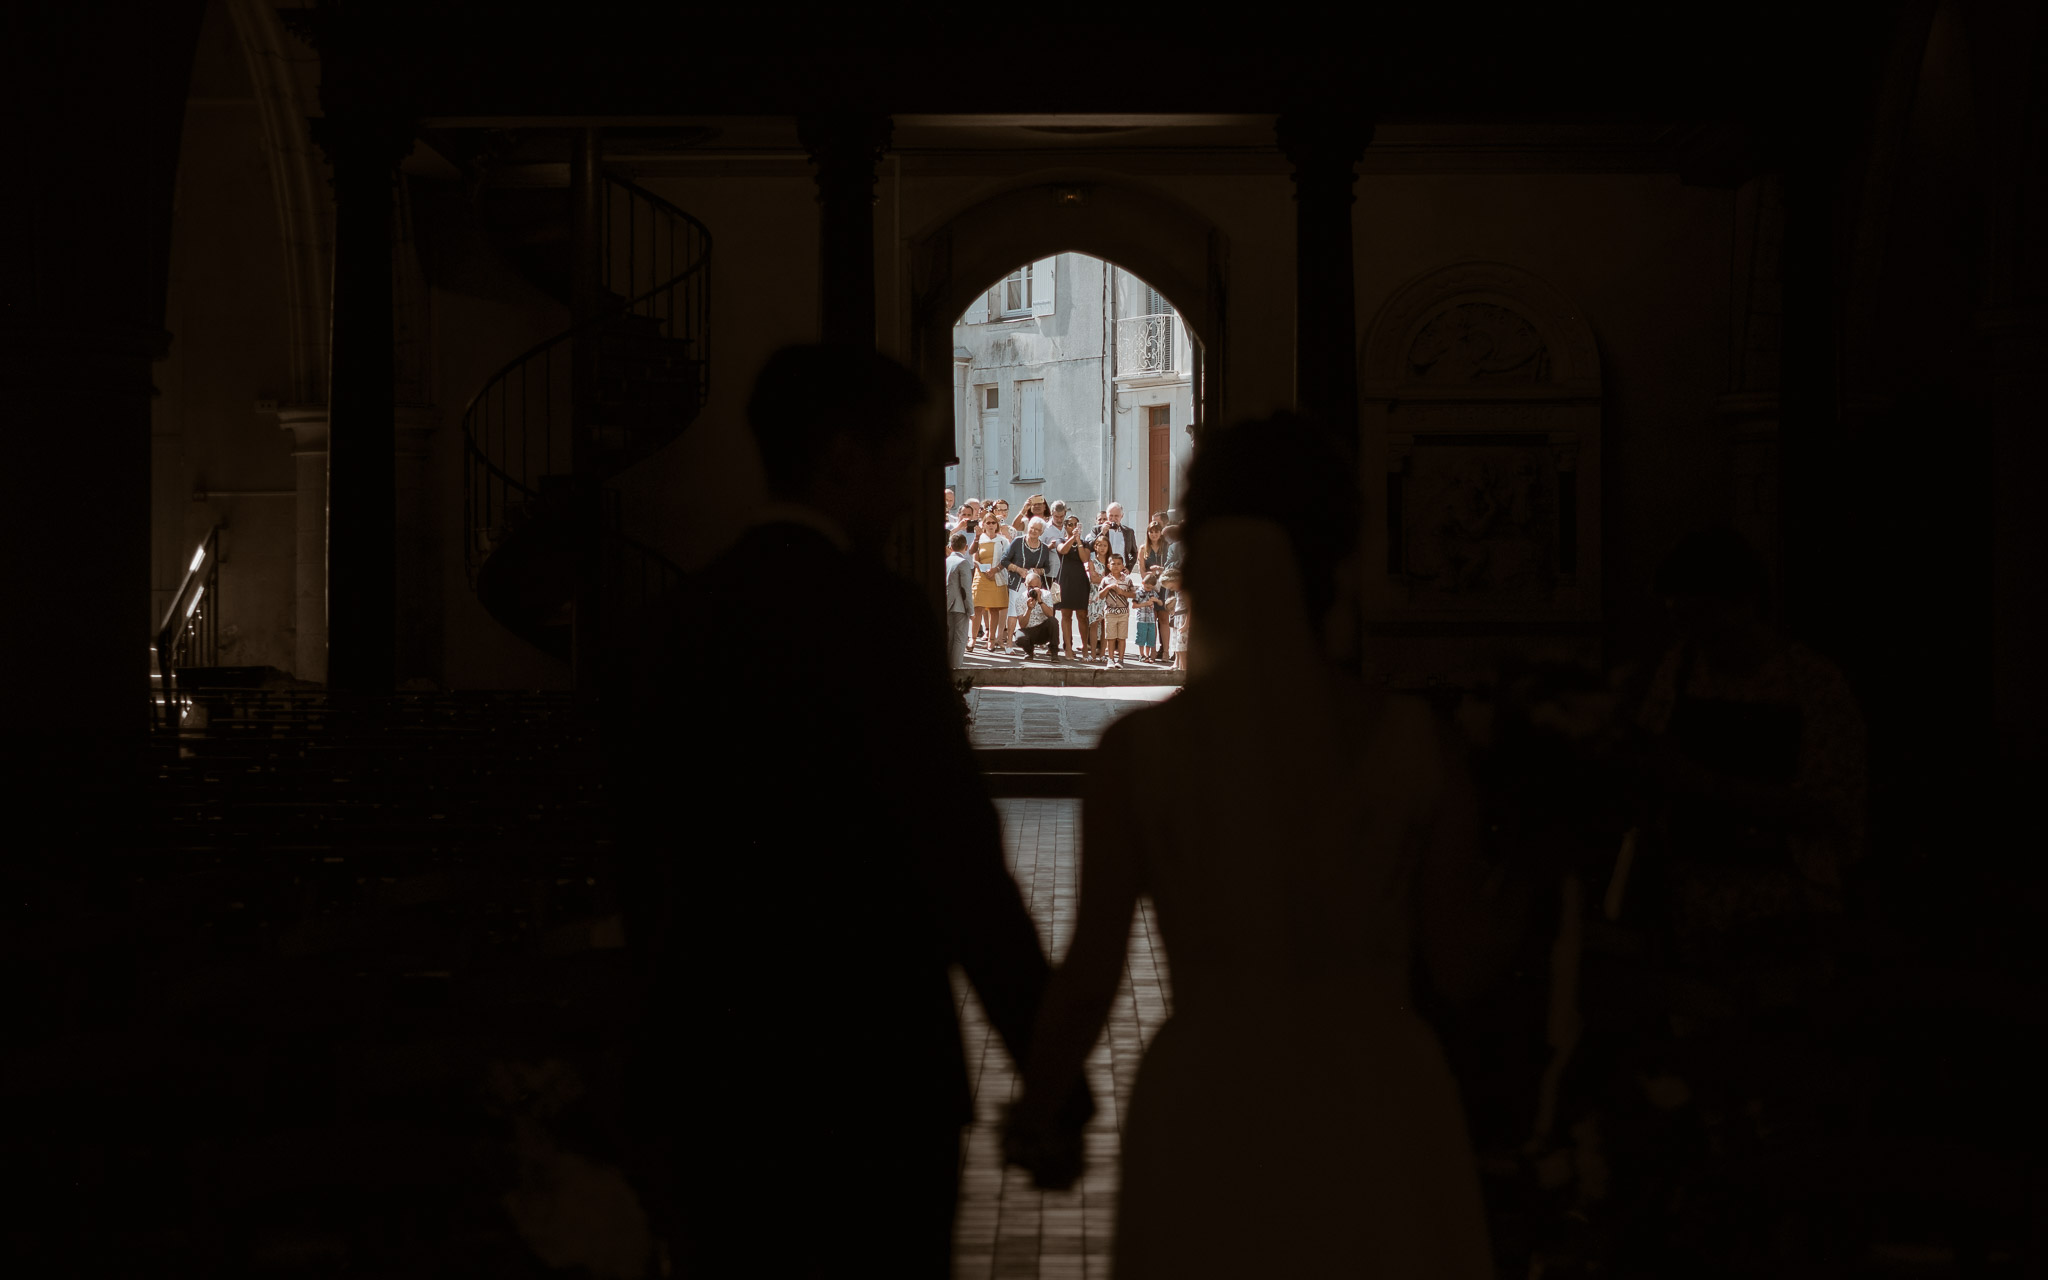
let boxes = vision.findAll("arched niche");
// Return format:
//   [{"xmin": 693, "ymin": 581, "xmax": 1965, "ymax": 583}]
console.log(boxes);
[
  {"xmin": 1358, "ymin": 260, "xmax": 1603, "ymax": 681},
  {"xmin": 899, "ymin": 177, "xmax": 1228, "ymax": 604}
]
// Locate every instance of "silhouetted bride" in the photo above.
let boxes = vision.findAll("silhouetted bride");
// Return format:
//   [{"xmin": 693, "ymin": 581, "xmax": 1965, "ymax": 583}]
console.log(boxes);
[{"xmin": 1005, "ymin": 414, "xmax": 1500, "ymax": 1277}]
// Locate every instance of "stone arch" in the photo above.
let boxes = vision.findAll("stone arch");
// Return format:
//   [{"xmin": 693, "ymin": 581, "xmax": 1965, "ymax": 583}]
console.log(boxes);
[
  {"xmin": 906, "ymin": 175, "xmax": 1228, "ymax": 430},
  {"xmin": 900, "ymin": 177, "xmax": 1229, "ymax": 604},
  {"xmin": 1358, "ymin": 260, "xmax": 1604, "ymax": 681},
  {"xmin": 222, "ymin": 0, "xmax": 332, "ymax": 406}
]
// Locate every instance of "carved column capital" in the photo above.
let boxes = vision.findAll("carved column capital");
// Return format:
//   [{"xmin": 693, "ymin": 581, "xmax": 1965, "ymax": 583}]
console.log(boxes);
[
  {"xmin": 800, "ymin": 113, "xmax": 893, "ymax": 348},
  {"xmin": 278, "ymin": 404, "xmax": 330, "ymax": 454},
  {"xmin": 798, "ymin": 113, "xmax": 894, "ymax": 203},
  {"xmin": 1277, "ymin": 109, "xmax": 1371, "ymax": 438},
  {"xmin": 1276, "ymin": 110, "xmax": 1373, "ymax": 201},
  {"xmin": 287, "ymin": 1, "xmax": 426, "ymax": 130}
]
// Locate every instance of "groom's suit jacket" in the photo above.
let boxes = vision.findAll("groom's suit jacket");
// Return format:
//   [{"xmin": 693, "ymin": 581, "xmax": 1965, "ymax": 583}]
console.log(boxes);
[{"xmin": 606, "ymin": 519, "xmax": 1058, "ymax": 1136}]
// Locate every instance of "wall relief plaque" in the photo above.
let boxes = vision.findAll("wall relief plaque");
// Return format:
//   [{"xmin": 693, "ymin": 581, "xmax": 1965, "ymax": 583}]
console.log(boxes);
[
  {"xmin": 1402, "ymin": 446, "xmax": 1556, "ymax": 605},
  {"xmin": 1361, "ymin": 261, "xmax": 1603, "ymax": 678}
]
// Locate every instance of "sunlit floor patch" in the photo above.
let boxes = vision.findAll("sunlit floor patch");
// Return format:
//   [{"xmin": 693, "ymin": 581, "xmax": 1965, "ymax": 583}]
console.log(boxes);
[{"xmin": 953, "ymin": 799, "xmax": 1171, "ymax": 1279}]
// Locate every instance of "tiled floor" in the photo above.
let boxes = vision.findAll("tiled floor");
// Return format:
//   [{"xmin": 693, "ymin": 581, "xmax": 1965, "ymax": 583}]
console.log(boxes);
[
  {"xmin": 952, "ymin": 798, "xmax": 1172, "ymax": 1280},
  {"xmin": 966, "ymin": 686, "xmax": 1178, "ymax": 750}
]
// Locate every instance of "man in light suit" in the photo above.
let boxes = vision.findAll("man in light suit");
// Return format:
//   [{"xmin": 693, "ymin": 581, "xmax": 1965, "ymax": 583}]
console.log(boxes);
[{"xmin": 944, "ymin": 530, "xmax": 975, "ymax": 666}]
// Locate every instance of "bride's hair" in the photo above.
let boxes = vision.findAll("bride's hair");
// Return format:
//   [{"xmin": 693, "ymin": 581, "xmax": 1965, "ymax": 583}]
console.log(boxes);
[{"xmin": 1181, "ymin": 412, "xmax": 1360, "ymax": 629}]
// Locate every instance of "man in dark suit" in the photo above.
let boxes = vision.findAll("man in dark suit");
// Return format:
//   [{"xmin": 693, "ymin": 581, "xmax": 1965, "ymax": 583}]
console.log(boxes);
[
  {"xmin": 1100, "ymin": 501, "xmax": 1140, "ymax": 568},
  {"xmin": 603, "ymin": 344, "xmax": 1087, "ymax": 1277}
]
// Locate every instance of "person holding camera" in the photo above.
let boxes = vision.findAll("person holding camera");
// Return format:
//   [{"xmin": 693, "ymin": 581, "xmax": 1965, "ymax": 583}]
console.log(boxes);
[
  {"xmin": 1101, "ymin": 501, "xmax": 1140, "ymax": 570},
  {"xmin": 1015, "ymin": 569, "xmax": 1061, "ymax": 661},
  {"xmin": 1000, "ymin": 517, "xmax": 1060, "ymax": 655}
]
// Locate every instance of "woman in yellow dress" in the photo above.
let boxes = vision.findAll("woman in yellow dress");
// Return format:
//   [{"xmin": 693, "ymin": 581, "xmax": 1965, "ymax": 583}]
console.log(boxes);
[{"xmin": 972, "ymin": 511, "xmax": 1012, "ymax": 652}]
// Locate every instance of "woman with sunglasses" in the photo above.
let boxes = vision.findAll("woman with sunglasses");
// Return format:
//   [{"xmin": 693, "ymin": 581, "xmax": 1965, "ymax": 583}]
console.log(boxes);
[{"xmin": 971, "ymin": 512, "xmax": 1012, "ymax": 652}]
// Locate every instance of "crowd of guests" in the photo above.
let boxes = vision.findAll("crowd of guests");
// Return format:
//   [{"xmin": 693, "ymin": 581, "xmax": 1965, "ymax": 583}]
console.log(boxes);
[{"xmin": 941, "ymin": 488, "xmax": 1189, "ymax": 670}]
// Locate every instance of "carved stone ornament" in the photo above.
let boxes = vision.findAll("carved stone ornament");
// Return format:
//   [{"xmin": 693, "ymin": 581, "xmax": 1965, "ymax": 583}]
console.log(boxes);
[
  {"xmin": 1361, "ymin": 260, "xmax": 1602, "ymax": 647},
  {"xmin": 1401, "ymin": 446, "xmax": 1558, "ymax": 606},
  {"xmin": 1362, "ymin": 261, "xmax": 1598, "ymax": 393},
  {"xmin": 1408, "ymin": 302, "xmax": 1550, "ymax": 384}
]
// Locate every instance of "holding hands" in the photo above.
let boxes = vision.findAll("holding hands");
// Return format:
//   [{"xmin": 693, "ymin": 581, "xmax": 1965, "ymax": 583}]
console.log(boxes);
[{"xmin": 1001, "ymin": 1090, "xmax": 1090, "ymax": 1191}]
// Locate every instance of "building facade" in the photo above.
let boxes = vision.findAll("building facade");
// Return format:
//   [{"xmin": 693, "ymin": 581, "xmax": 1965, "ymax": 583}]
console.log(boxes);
[{"xmin": 949, "ymin": 254, "xmax": 1195, "ymax": 535}]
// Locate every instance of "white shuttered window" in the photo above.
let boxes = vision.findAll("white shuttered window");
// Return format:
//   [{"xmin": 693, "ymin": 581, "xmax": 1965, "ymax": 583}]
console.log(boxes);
[
  {"xmin": 1032, "ymin": 257, "xmax": 1057, "ymax": 315},
  {"xmin": 1002, "ymin": 265, "xmax": 1030, "ymax": 315}
]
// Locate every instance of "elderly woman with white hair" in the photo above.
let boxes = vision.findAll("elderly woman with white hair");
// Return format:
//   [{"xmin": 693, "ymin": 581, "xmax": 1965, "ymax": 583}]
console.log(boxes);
[{"xmin": 999, "ymin": 515, "xmax": 1061, "ymax": 655}]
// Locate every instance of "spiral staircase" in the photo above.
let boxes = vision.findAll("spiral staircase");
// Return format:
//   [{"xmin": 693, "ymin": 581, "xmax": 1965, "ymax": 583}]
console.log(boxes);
[{"xmin": 461, "ymin": 169, "xmax": 710, "ymax": 666}]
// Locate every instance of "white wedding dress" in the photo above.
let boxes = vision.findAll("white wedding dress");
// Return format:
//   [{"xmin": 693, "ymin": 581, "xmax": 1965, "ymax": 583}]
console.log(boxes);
[{"xmin": 1102, "ymin": 656, "xmax": 1494, "ymax": 1278}]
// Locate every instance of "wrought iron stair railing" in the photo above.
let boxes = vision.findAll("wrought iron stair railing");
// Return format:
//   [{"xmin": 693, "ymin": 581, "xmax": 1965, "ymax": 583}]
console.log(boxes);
[
  {"xmin": 153, "ymin": 525, "xmax": 221, "ymax": 731},
  {"xmin": 461, "ymin": 174, "xmax": 710, "ymax": 658}
]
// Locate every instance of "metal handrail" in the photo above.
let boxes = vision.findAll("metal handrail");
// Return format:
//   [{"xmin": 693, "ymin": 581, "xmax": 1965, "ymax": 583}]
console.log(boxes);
[
  {"xmin": 461, "ymin": 172, "xmax": 708, "ymax": 608},
  {"xmin": 460, "ymin": 325, "xmax": 577, "ymax": 504},
  {"xmin": 154, "ymin": 525, "xmax": 221, "ymax": 731}
]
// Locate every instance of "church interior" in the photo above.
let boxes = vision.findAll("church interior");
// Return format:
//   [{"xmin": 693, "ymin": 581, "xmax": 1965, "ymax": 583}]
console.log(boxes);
[{"xmin": 7, "ymin": 0, "xmax": 2046, "ymax": 1273}]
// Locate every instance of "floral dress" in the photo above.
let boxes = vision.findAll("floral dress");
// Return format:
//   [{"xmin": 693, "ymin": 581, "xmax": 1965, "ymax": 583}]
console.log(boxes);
[{"xmin": 1085, "ymin": 555, "xmax": 1109, "ymax": 624}]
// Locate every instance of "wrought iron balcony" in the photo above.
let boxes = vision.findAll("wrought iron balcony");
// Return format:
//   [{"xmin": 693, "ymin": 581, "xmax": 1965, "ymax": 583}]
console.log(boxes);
[{"xmin": 1116, "ymin": 313, "xmax": 1178, "ymax": 376}]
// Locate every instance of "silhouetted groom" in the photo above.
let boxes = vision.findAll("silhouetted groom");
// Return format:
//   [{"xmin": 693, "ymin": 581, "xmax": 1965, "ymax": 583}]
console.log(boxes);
[{"xmin": 604, "ymin": 344, "xmax": 1087, "ymax": 1277}]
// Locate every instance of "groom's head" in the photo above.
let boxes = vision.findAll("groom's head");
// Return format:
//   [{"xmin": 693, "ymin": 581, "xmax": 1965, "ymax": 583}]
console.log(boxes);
[{"xmin": 747, "ymin": 344, "xmax": 929, "ymax": 525}]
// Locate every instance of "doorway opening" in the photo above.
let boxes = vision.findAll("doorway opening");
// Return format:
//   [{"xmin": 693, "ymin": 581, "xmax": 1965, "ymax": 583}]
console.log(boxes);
[{"xmin": 944, "ymin": 252, "xmax": 1196, "ymax": 731}]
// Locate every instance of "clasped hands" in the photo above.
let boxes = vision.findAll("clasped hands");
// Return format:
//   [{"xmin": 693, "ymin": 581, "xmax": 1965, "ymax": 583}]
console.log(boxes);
[{"xmin": 1001, "ymin": 1084, "xmax": 1094, "ymax": 1191}]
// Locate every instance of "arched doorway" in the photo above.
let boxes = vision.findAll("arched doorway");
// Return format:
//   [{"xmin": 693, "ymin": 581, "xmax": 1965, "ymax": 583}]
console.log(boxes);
[
  {"xmin": 947, "ymin": 252, "xmax": 1197, "ymax": 542},
  {"xmin": 901, "ymin": 180, "xmax": 1227, "ymax": 606}
]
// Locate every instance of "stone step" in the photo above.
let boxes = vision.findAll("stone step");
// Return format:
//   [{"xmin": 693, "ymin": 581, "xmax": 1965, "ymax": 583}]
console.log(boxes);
[{"xmin": 957, "ymin": 658, "xmax": 1183, "ymax": 688}]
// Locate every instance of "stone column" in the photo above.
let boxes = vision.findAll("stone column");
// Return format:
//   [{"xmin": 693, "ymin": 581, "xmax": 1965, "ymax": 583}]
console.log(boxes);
[
  {"xmin": 1776, "ymin": 142, "xmax": 1844, "ymax": 653},
  {"xmin": 4, "ymin": 323, "xmax": 166, "ymax": 787},
  {"xmin": 1720, "ymin": 172, "xmax": 1785, "ymax": 607},
  {"xmin": 395, "ymin": 406, "xmax": 441, "ymax": 687},
  {"xmin": 1277, "ymin": 109, "xmax": 1372, "ymax": 440},
  {"xmin": 799, "ymin": 114, "xmax": 892, "ymax": 349},
  {"xmin": 8, "ymin": 0, "xmax": 200, "ymax": 847},
  {"xmin": 312, "ymin": 109, "xmax": 412, "ymax": 692},
  {"xmin": 278, "ymin": 407, "xmax": 329, "ymax": 683}
]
